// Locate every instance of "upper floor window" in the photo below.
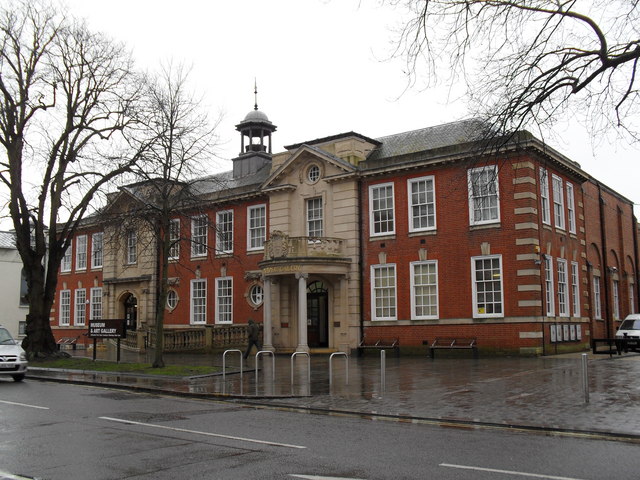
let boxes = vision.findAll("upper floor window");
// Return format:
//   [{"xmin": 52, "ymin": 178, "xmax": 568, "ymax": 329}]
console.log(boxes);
[
  {"xmin": 471, "ymin": 255, "xmax": 503, "ymax": 317},
  {"xmin": 371, "ymin": 264, "xmax": 397, "ymax": 320},
  {"xmin": 91, "ymin": 232, "xmax": 103, "ymax": 269},
  {"xmin": 216, "ymin": 210, "xmax": 234, "ymax": 254},
  {"xmin": 248, "ymin": 204, "xmax": 266, "ymax": 251},
  {"xmin": 76, "ymin": 235, "xmax": 87, "ymax": 271},
  {"xmin": 408, "ymin": 176, "xmax": 436, "ymax": 232},
  {"xmin": 411, "ymin": 260, "xmax": 438, "ymax": 319},
  {"xmin": 468, "ymin": 166, "xmax": 499, "ymax": 225},
  {"xmin": 552, "ymin": 174, "xmax": 565, "ymax": 230},
  {"xmin": 369, "ymin": 183, "xmax": 395, "ymax": 236},
  {"xmin": 61, "ymin": 243, "xmax": 72, "ymax": 272},
  {"xmin": 306, "ymin": 197, "xmax": 323, "ymax": 237},
  {"xmin": 191, "ymin": 215, "xmax": 208, "ymax": 257},
  {"xmin": 169, "ymin": 219, "xmax": 180, "ymax": 260},
  {"xmin": 126, "ymin": 230, "xmax": 137, "ymax": 264},
  {"xmin": 566, "ymin": 182, "xmax": 576, "ymax": 233},
  {"xmin": 539, "ymin": 168, "xmax": 551, "ymax": 225}
]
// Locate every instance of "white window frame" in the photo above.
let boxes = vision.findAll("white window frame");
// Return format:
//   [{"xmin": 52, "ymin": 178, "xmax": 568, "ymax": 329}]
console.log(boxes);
[
  {"xmin": 408, "ymin": 175, "xmax": 436, "ymax": 232},
  {"xmin": 593, "ymin": 276, "xmax": 602, "ymax": 320},
  {"xmin": 552, "ymin": 174, "xmax": 565, "ymax": 230},
  {"xmin": 74, "ymin": 289, "xmax": 86, "ymax": 326},
  {"xmin": 566, "ymin": 182, "xmax": 576, "ymax": 234},
  {"xmin": 630, "ymin": 282, "xmax": 636, "ymax": 315},
  {"xmin": 557, "ymin": 259, "xmax": 569, "ymax": 317},
  {"xmin": 91, "ymin": 232, "xmax": 103, "ymax": 269},
  {"xmin": 571, "ymin": 261, "xmax": 580, "ymax": 317},
  {"xmin": 59, "ymin": 290, "xmax": 71, "ymax": 326},
  {"xmin": 306, "ymin": 197, "xmax": 324, "ymax": 238},
  {"xmin": 468, "ymin": 165, "xmax": 500, "ymax": 226},
  {"xmin": 90, "ymin": 287, "xmax": 102, "ymax": 320},
  {"xmin": 216, "ymin": 210, "xmax": 234, "ymax": 254},
  {"xmin": 191, "ymin": 215, "xmax": 208, "ymax": 258},
  {"xmin": 169, "ymin": 219, "xmax": 180, "ymax": 260},
  {"xmin": 61, "ymin": 243, "xmax": 72, "ymax": 272},
  {"xmin": 126, "ymin": 230, "xmax": 137, "ymax": 264},
  {"xmin": 410, "ymin": 260, "xmax": 438, "ymax": 319},
  {"xmin": 215, "ymin": 277, "xmax": 233, "ymax": 324},
  {"xmin": 613, "ymin": 279, "xmax": 620, "ymax": 320},
  {"xmin": 539, "ymin": 168, "xmax": 551, "ymax": 225},
  {"xmin": 471, "ymin": 254, "xmax": 504, "ymax": 318},
  {"xmin": 369, "ymin": 183, "xmax": 395, "ymax": 236},
  {"xmin": 76, "ymin": 235, "xmax": 87, "ymax": 271},
  {"xmin": 371, "ymin": 264, "xmax": 397, "ymax": 321},
  {"xmin": 247, "ymin": 204, "xmax": 266, "ymax": 251},
  {"xmin": 190, "ymin": 279, "xmax": 207, "ymax": 325},
  {"xmin": 544, "ymin": 256, "xmax": 555, "ymax": 317}
]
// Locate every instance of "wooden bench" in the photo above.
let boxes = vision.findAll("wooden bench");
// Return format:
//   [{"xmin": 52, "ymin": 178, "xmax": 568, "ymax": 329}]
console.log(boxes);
[
  {"xmin": 358, "ymin": 336, "xmax": 400, "ymax": 357},
  {"xmin": 56, "ymin": 336, "xmax": 80, "ymax": 351},
  {"xmin": 429, "ymin": 337, "xmax": 478, "ymax": 358}
]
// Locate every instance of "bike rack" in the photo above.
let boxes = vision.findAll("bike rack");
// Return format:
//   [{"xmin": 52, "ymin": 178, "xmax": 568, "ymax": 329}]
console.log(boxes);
[
  {"xmin": 329, "ymin": 352, "xmax": 349, "ymax": 386},
  {"xmin": 290, "ymin": 351, "xmax": 311, "ymax": 387},
  {"xmin": 222, "ymin": 349, "xmax": 243, "ymax": 385},
  {"xmin": 255, "ymin": 350, "xmax": 275, "ymax": 382}
]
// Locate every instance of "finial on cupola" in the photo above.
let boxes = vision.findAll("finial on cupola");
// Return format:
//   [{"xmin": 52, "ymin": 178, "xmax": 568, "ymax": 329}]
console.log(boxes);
[{"xmin": 254, "ymin": 78, "xmax": 258, "ymax": 111}]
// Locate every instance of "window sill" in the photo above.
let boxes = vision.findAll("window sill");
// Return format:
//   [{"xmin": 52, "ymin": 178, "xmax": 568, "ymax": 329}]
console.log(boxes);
[
  {"xmin": 469, "ymin": 223, "xmax": 501, "ymax": 231},
  {"xmin": 368, "ymin": 234, "xmax": 396, "ymax": 242},
  {"xmin": 408, "ymin": 230, "xmax": 437, "ymax": 237}
]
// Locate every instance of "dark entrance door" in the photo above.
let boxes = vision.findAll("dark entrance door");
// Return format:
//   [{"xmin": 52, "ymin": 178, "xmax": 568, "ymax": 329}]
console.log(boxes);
[
  {"xmin": 307, "ymin": 281, "xmax": 328, "ymax": 348},
  {"xmin": 124, "ymin": 294, "xmax": 137, "ymax": 330}
]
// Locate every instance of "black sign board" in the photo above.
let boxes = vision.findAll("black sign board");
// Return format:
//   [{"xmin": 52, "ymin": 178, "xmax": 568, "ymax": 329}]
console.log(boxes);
[{"xmin": 88, "ymin": 319, "xmax": 126, "ymax": 339}]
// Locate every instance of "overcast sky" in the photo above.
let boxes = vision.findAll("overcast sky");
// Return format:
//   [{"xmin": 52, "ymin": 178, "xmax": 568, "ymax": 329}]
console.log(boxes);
[{"xmin": 63, "ymin": 0, "xmax": 639, "ymax": 212}]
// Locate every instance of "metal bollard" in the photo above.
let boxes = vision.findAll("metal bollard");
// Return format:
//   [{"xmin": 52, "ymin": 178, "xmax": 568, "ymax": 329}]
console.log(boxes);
[
  {"xmin": 380, "ymin": 349, "xmax": 386, "ymax": 392},
  {"xmin": 581, "ymin": 353, "xmax": 589, "ymax": 404}
]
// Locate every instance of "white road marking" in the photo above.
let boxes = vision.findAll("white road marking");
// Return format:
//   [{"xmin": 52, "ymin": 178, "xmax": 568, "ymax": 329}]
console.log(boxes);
[
  {"xmin": 0, "ymin": 470, "xmax": 38, "ymax": 479},
  {"xmin": 0, "ymin": 399, "xmax": 49, "ymax": 410},
  {"xmin": 99, "ymin": 416, "xmax": 306, "ymax": 449},
  {"xmin": 289, "ymin": 476, "xmax": 364, "ymax": 480},
  {"xmin": 440, "ymin": 463, "xmax": 587, "ymax": 480}
]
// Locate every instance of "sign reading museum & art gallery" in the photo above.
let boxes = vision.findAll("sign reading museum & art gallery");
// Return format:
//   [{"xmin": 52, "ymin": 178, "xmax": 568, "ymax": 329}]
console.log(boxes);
[{"xmin": 88, "ymin": 319, "xmax": 126, "ymax": 339}]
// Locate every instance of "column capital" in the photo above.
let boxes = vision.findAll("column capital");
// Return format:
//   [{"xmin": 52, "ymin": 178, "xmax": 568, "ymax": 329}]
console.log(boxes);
[{"xmin": 295, "ymin": 272, "xmax": 309, "ymax": 280}]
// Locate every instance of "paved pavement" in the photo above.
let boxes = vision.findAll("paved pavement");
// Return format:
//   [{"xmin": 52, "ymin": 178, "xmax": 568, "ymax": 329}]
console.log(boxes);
[{"xmin": 25, "ymin": 346, "xmax": 640, "ymax": 440}]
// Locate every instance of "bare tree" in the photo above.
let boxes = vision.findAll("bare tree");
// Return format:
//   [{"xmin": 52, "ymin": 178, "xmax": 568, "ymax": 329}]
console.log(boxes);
[
  {"xmin": 387, "ymin": 0, "xmax": 640, "ymax": 140},
  {"xmin": 116, "ymin": 63, "xmax": 219, "ymax": 368},
  {"xmin": 0, "ymin": 1, "xmax": 144, "ymax": 357}
]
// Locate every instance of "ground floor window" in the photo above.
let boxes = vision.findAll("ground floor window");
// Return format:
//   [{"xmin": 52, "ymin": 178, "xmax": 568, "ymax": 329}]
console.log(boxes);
[
  {"xmin": 216, "ymin": 277, "xmax": 233, "ymax": 324},
  {"xmin": 371, "ymin": 264, "xmax": 397, "ymax": 321},
  {"xmin": 74, "ymin": 289, "xmax": 86, "ymax": 326},
  {"xmin": 59, "ymin": 290, "xmax": 71, "ymax": 326},
  {"xmin": 190, "ymin": 279, "xmax": 207, "ymax": 324},
  {"xmin": 593, "ymin": 276, "xmax": 602, "ymax": 319},
  {"xmin": 90, "ymin": 287, "xmax": 102, "ymax": 320},
  {"xmin": 411, "ymin": 260, "xmax": 438, "ymax": 319},
  {"xmin": 471, "ymin": 255, "xmax": 503, "ymax": 317}
]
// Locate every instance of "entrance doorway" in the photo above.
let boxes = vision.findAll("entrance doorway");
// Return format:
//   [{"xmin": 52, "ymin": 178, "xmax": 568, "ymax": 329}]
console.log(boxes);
[
  {"xmin": 123, "ymin": 294, "xmax": 137, "ymax": 330},
  {"xmin": 307, "ymin": 281, "xmax": 328, "ymax": 348}
]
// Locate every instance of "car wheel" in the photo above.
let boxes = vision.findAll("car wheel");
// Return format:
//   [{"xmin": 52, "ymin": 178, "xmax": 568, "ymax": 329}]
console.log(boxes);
[{"xmin": 12, "ymin": 374, "xmax": 25, "ymax": 382}]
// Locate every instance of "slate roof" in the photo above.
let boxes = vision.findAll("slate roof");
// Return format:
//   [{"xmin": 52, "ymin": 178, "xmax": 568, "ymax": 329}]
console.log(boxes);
[
  {"xmin": 366, "ymin": 118, "xmax": 490, "ymax": 163},
  {"xmin": 0, "ymin": 231, "xmax": 16, "ymax": 249}
]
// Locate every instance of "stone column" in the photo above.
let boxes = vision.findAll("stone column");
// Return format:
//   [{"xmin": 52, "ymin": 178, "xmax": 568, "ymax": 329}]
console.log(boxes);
[
  {"xmin": 296, "ymin": 272, "xmax": 309, "ymax": 352},
  {"xmin": 262, "ymin": 277, "xmax": 274, "ymax": 351}
]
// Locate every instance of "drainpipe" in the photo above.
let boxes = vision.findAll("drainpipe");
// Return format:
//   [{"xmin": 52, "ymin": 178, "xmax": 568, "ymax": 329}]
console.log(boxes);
[
  {"xmin": 633, "ymin": 213, "xmax": 640, "ymax": 314},
  {"xmin": 358, "ymin": 177, "xmax": 365, "ymax": 345},
  {"xmin": 598, "ymin": 182, "xmax": 612, "ymax": 338}
]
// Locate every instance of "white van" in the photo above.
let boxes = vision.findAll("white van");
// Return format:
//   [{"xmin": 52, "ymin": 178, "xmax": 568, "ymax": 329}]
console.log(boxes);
[{"xmin": 615, "ymin": 314, "xmax": 640, "ymax": 340}]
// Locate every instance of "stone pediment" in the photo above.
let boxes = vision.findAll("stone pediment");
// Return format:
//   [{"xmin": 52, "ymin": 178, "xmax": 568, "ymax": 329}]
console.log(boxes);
[{"xmin": 261, "ymin": 144, "xmax": 357, "ymax": 190}]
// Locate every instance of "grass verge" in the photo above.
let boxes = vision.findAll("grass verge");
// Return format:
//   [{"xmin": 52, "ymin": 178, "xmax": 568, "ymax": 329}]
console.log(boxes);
[{"xmin": 31, "ymin": 357, "xmax": 220, "ymax": 377}]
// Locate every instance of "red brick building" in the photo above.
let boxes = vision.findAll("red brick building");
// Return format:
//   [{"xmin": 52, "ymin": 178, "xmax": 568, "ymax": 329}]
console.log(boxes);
[{"xmin": 50, "ymin": 110, "xmax": 638, "ymax": 355}]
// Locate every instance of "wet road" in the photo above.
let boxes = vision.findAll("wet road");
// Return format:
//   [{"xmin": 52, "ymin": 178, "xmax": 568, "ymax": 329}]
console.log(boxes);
[{"xmin": 1, "ymin": 379, "xmax": 638, "ymax": 480}]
